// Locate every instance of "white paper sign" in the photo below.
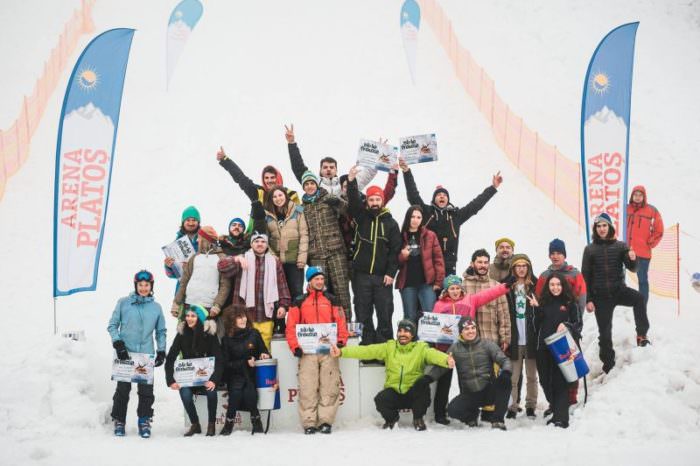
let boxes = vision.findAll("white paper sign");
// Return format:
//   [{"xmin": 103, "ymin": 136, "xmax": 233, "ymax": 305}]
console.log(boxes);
[
  {"xmin": 418, "ymin": 312, "xmax": 461, "ymax": 344},
  {"xmin": 161, "ymin": 236, "xmax": 196, "ymax": 278},
  {"xmin": 111, "ymin": 352, "xmax": 155, "ymax": 384},
  {"xmin": 296, "ymin": 323, "xmax": 337, "ymax": 354},
  {"xmin": 399, "ymin": 133, "xmax": 438, "ymax": 164},
  {"xmin": 357, "ymin": 139, "xmax": 398, "ymax": 172},
  {"xmin": 173, "ymin": 357, "xmax": 215, "ymax": 387}
]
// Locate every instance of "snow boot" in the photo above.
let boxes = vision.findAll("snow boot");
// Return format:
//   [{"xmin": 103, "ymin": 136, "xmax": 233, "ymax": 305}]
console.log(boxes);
[
  {"xmin": 137, "ymin": 417, "xmax": 151, "ymax": 438},
  {"xmin": 382, "ymin": 415, "xmax": 399, "ymax": 429},
  {"xmin": 206, "ymin": 422, "xmax": 216, "ymax": 436},
  {"xmin": 184, "ymin": 422, "xmax": 201, "ymax": 437},
  {"xmin": 543, "ymin": 406, "xmax": 553, "ymax": 418},
  {"xmin": 251, "ymin": 415, "xmax": 264, "ymax": 434},
  {"xmin": 466, "ymin": 420, "xmax": 478, "ymax": 428},
  {"xmin": 435, "ymin": 416, "xmax": 450, "ymax": 425},
  {"xmin": 506, "ymin": 410, "xmax": 517, "ymax": 419},
  {"xmin": 304, "ymin": 426, "xmax": 317, "ymax": 435},
  {"xmin": 220, "ymin": 419, "xmax": 234, "ymax": 436},
  {"xmin": 413, "ymin": 418, "xmax": 427, "ymax": 431},
  {"xmin": 526, "ymin": 408, "xmax": 536, "ymax": 419},
  {"xmin": 318, "ymin": 423, "xmax": 332, "ymax": 434},
  {"xmin": 602, "ymin": 360, "xmax": 615, "ymax": 374},
  {"xmin": 114, "ymin": 421, "xmax": 125, "ymax": 437}
]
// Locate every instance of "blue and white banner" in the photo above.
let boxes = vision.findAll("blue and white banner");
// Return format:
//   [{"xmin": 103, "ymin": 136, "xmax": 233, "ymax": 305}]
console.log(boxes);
[
  {"xmin": 53, "ymin": 28, "xmax": 135, "ymax": 297},
  {"xmin": 400, "ymin": 0, "xmax": 420, "ymax": 84},
  {"xmin": 166, "ymin": 0, "xmax": 203, "ymax": 88},
  {"xmin": 580, "ymin": 22, "xmax": 639, "ymax": 242}
]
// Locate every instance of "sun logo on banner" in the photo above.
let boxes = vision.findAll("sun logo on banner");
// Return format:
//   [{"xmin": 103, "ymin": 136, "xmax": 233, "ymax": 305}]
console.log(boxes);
[
  {"xmin": 590, "ymin": 71, "xmax": 611, "ymax": 95},
  {"xmin": 77, "ymin": 66, "xmax": 99, "ymax": 92}
]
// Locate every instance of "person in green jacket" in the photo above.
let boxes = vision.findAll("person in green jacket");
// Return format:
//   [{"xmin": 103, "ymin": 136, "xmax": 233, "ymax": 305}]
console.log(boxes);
[{"xmin": 330, "ymin": 320, "xmax": 453, "ymax": 431}]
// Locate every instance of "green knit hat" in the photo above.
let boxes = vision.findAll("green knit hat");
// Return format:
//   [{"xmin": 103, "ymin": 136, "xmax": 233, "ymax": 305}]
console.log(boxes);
[
  {"xmin": 301, "ymin": 170, "xmax": 319, "ymax": 186},
  {"xmin": 181, "ymin": 205, "xmax": 201, "ymax": 222}
]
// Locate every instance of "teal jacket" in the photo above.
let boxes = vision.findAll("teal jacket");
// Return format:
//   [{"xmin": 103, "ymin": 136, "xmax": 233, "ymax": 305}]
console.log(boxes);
[
  {"xmin": 107, "ymin": 293, "xmax": 167, "ymax": 354},
  {"xmin": 341, "ymin": 340, "xmax": 448, "ymax": 394}
]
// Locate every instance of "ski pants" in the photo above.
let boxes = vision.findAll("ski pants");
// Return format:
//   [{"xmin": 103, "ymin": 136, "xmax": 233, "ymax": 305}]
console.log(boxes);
[
  {"xmin": 593, "ymin": 285, "xmax": 649, "ymax": 367},
  {"xmin": 447, "ymin": 383, "xmax": 509, "ymax": 424},
  {"xmin": 374, "ymin": 382, "xmax": 431, "ymax": 422},
  {"xmin": 111, "ymin": 381, "xmax": 154, "ymax": 423},
  {"xmin": 297, "ymin": 354, "xmax": 341, "ymax": 428},
  {"xmin": 353, "ymin": 271, "xmax": 394, "ymax": 345},
  {"xmin": 433, "ymin": 368, "xmax": 453, "ymax": 420}
]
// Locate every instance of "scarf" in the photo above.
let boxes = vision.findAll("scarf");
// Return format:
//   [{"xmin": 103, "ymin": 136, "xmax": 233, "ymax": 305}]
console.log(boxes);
[{"xmin": 239, "ymin": 250, "xmax": 279, "ymax": 318}]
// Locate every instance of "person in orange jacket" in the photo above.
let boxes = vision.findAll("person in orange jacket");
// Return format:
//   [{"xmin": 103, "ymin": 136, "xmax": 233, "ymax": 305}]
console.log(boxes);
[
  {"xmin": 626, "ymin": 185, "xmax": 664, "ymax": 305},
  {"xmin": 286, "ymin": 266, "xmax": 349, "ymax": 435}
]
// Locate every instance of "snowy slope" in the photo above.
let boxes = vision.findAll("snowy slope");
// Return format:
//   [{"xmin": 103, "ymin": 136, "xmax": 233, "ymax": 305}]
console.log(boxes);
[{"xmin": 0, "ymin": 1, "xmax": 699, "ymax": 465}]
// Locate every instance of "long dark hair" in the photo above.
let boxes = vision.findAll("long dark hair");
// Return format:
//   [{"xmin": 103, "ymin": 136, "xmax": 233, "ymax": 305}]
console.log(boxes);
[
  {"xmin": 264, "ymin": 185, "xmax": 290, "ymax": 218},
  {"xmin": 224, "ymin": 304, "xmax": 251, "ymax": 336},
  {"xmin": 538, "ymin": 272, "xmax": 575, "ymax": 306},
  {"xmin": 183, "ymin": 310, "xmax": 209, "ymax": 353},
  {"xmin": 401, "ymin": 205, "xmax": 425, "ymax": 236}
]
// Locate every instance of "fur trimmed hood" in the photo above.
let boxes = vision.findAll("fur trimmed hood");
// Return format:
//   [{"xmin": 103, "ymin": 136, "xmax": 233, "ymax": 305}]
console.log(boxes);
[{"xmin": 177, "ymin": 319, "xmax": 217, "ymax": 336}]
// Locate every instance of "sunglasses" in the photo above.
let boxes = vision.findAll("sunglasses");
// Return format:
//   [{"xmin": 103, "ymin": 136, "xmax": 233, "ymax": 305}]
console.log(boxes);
[{"xmin": 134, "ymin": 270, "xmax": 153, "ymax": 282}]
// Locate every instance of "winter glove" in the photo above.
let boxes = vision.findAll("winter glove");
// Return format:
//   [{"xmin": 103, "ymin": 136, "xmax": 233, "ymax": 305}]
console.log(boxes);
[
  {"xmin": 154, "ymin": 351, "xmax": 166, "ymax": 367},
  {"xmin": 294, "ymin": 348, "xmax": 303, "ymax": 358},
  {"xmin": 113, "ymin": 340, "xmax": 130, "ymax": 361},
  {"xmin": 496, "ymin": 370, "xmax": 512, "ymax": 390},
  {"xmin": 503, "ymin": 275, "xmax": 517, "ymax": 289},
  {"xmin": 170, "ymin": 302, "xmax": 181, "ymax": 318},
  {"xmin": 336, "ymin": 342, "xmax": 345, "ymax": 349}
]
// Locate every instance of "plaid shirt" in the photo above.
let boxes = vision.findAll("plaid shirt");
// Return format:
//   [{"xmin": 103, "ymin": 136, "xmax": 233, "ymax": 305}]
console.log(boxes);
[
  {"xmin": 462, "ymin": 272, "xmax": 511, "ymax": 346},
  {"xmin": 218, "ymin": 253, "xmax": 291, "ymax": 322}
]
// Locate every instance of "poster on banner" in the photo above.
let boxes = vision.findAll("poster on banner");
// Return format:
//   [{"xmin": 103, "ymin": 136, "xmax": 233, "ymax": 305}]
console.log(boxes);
[
  {"xmin": 161, "ymin": 236, "xmax": 196, "ymax": 278},
  {"xmin": 418, "ymin": 312, "xmax": 460, "ymax": 344},
  {"xmin": 399, "ymin": 134, "xmax": 438, "ymax": 164},
  {"xmin": 53, "ymin": 29, "xmax": 135, "ymax": 296},
  {"xmin": 173, "ymin": 357, "xmax": 215, "ymax": 387},
  {"xmin": 111, "ymin": 352, "xmax": 155, "ymax": 384},
  {"xmin": 357, "ymin": 139, "xmax": 398, "ymax": 172},
  {"xmin": 580, "ymin": 22, "xmax": 639, "ymax": 242},
  {"xmin": 296, "ymin": 323, "xmax": 337, "ymax": 354}
]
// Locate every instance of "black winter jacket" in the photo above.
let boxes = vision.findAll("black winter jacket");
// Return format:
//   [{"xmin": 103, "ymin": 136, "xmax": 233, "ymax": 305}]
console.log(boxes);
[
  {"xmin": 221, "ymin": 328, "xmax": 269, "ymax": 389},
  {"xmin": 581, "ymin": 235, "xmax": 637, "ymax": 300},
  {"xmin": 347, "ymin": 179, "xmax": 401, "ymax": 277},
  {"xmin": 165, "ymin": 322, "xmax": 223, "ymax": 386},
  {"xmin": 403, "ymin": 169, "xmax": 497, "ymax": 273},
  {"xmin": 533, "ymin": 297, "xmax": 581, "ymax": 350}
]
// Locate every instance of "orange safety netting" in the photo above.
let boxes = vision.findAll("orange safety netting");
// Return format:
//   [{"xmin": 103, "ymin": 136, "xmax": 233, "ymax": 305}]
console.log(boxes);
[
  {"xmin": 418, "ymin": 0, "xmax": 679, "ymax": 300},
  {"xmin": 0, "ymin": 0, "xmax": 95, "ymax": 201}
]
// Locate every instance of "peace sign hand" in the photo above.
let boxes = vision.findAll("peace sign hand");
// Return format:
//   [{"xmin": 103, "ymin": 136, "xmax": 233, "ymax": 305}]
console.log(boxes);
[
  {"xmin": 526, "ymin": 293, "xmax": 539, "ymax": 308},
  {"xmin": 284, "ymin": 124, "xmax": 295, "ymax": 144},
  {"xmin": 492, "ymin": 170, "xmax": 503, "ymax": 188}
]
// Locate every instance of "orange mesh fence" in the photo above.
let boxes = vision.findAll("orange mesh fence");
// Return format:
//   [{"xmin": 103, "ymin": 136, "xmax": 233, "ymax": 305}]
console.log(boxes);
[
  {"xmin": 0, "ymin": 0, "xmax": 95, "ymax": 201},
  {"xmin": 418, "ymin": 0, "xmax": 678, "ymax": 301}
]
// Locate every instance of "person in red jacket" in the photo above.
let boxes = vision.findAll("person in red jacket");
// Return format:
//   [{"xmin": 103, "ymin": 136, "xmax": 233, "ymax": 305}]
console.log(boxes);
[
  {"xmin": 286, "ymin": 267, "xmax": 349, "ymax": 435},
  {"xmin": 396, "ymin": 205, "xmax": 446, "ymax": 323},
  {"xmin": 626, "ymin": 185, "xmax": 664, "ymax": 305}
]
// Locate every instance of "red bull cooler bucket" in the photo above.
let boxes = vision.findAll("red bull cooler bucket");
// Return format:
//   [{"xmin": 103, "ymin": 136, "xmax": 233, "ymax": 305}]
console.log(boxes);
[
  {"xmin": 544, "ymin": 328, "xmax": 589, "ymax": 382},
  {"xmin": 255, "ymin": 358, "xmax": 281, "ymax": 410}
]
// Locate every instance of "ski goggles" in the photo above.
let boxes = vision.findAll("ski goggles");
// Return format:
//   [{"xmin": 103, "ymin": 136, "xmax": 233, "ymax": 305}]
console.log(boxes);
[{"xmin": 134, "ymin": 270, "xmax": 154, "ymax": 282}]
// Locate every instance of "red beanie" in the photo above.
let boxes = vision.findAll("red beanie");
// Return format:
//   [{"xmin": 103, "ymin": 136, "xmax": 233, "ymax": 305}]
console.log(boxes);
[{"xmin": 365, "ymin": 185, "xmax": 385, "ymax": 203}]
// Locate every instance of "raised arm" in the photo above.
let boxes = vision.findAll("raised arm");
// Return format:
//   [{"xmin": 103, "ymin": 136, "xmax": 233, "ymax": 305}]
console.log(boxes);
[
  {"xmin": 346, "ymin": 169, "xmax": 364, "ymax": 219},
  {"xmin": 402, "ymin": 168, "xmax": 430, "ymax": 212},
  {"xmin": 285, "ymin": 124, "xmax": 309, "ymax": 184},
  {"xmin": 218, "ymin": 147, "xmax": 259, "ymax": 202},
  {"xmin": 453, "ymin": 184, "xmax": 498, "ymax": 226}
]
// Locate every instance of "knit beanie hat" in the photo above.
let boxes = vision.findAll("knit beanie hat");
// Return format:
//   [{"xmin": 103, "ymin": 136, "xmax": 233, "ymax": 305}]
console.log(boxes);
[
  {"xmin": 365, "ymin": 185, "xmax": 385, "ymax": 203},
  {"xmin": 229, "ymin": 217, "xmax": 246, "ymax": 231},
  {"xmin": 443, "ymin": 274, "xmax": 462, "ymax": 290},
  {"xmin": 549, "ymin": 238, "xmax": 566, "ymax": 257},
  {"xmin": 306, "ymin": 266, "xmax": 324, "ymax": 282},
  {"xmin": 510, "ymin": 253, "xmax": 532, "ymax": 268},
  {"xmin": 594, "ymin": 212, "xmax": 614, "ymax": 227},
  {"xmin": 187, "ymin": 304, "xmax": 209, "ymax": 325},
  {"xmin": 432, "ymin": 185, "xmax": 450, "ymax": 203},
  {"xmin": 301, "ymin": 170, "xmax": 319, "ymax": 186},
  {"xmin": 494, "ymin": 237, "xmax": 515, "ymax": 249},
  {"xmin": 181, "ymin": 205, "xmax": 201, "ymax": 223},
  {"xmin": 198, "ymin": 225, "xmax": 218, "ymax": 243},
  {"xmin": 458, "ymin": 315, "xmax": 477, "ymax": 332},
  {"xmin": 250, "ymin": 231, "xmax": 268, "ymax": 244},
  {"xmin": 397, "ymin": 319, "xmax": 416, "ymax": 336}
]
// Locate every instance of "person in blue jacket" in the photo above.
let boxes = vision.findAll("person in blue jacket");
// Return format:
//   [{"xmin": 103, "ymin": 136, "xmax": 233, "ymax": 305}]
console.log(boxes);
[{"xmin": 107, "ymin": 270, "xmax": 167, "ymax": 438}]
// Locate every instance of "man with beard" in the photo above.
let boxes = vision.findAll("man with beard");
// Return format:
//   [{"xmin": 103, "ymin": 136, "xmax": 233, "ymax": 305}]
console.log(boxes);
[
  {"xmin": 164, "ymin": 206, "xmax": 201, "ymax": 292},
  {"xmin": 347, "ymin": 165, "xmax": 402, "ymax": 345},
  {"xmin": 402, "ymin": 165, "xmax": 502, "ymax": 276},
  {"xmin": 489, "ymin": 237, "xmax": 515, "ymax": 282}
]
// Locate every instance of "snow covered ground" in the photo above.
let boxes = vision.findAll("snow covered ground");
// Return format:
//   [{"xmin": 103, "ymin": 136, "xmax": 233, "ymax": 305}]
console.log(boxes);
[{"xmin": 1, "ymin": 1, "xmax": 699, "ymax": 465}]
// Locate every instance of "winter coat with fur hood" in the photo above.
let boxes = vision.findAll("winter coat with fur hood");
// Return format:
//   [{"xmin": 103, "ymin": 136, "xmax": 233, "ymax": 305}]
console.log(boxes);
[{"xmin": 165, "ymin": 319, "xmax": 223, "ymax": 386}]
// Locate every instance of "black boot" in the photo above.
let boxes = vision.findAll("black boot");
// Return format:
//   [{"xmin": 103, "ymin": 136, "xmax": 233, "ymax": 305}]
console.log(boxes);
[
  {"xmin": 304, "ymin": 427, "xmax": 317, "ymax": 435},
  {"xmin": 413, "ymin": 418, "xmax": 427, "ymax": 431},
  {"xmin": 219, "ymin": 419, "xmax": 234, "ymax": 436},
  {"xmin": 206, "ymin": 422, "xmax": 216, "ymax": 436},
  {"xmin": 318, "ymin": 423, "xmax": 332, "ymax": 434},
  {"xmin": 251, "ymin": 415, "xmax": 264, "ymax": 434}
]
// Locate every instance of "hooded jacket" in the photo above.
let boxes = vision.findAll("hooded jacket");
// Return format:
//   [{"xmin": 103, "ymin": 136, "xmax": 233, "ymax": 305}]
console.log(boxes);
[
  {"xmin": 403, "ymin": 169, "xmax": 497, "ymax": 273},
  {"xmin": 341, "ymin": 340, "xmax": 449, "ymax": 394},
  {"xmin": 108, "ymin": 292, "xmax": 167, "ymax": 354},
  {"xmin": 165, "ymin": 320, "xmax": 223, "ymax": 386},
  {"xmin": 285, "ymin": 288, "xmax": 349, "ymax": 354},
  {"xmin": 396, "ymin": 227, "xmax": 445, "ymax": 289},
  {"xmin": 581, "ymin": 222, "xmax": 637, "ymax": 299},
  {"xmin": 535, "ymin": 262, "xmax": 587, "ymax": 315},
  {"xmin": 347, "ymin": 178, "xmax": 402, "ymax": 277},
  {"xmin": 265, "ymin": 200, "xmax": 309, "ymax": 265},
  {"xmin": 626, "ymin": 185, "xmax": 664, "ymax": 259}
]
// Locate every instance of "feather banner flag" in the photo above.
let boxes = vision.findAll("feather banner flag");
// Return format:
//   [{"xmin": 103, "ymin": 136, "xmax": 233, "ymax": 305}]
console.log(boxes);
[
  {"xmin": 166, "ymin": 0, "xmax": 203, "ymax": 88},
  {"xmin": 580, "ymin": 22, "xmax": 639, "ymax": 242},
  {"xmin": 53, "ymin": 28, "xmax": 135, "ymax": 296},
  {"xmin": 400, "ymin": 0, "xmax": 421, "ymax": 84}
]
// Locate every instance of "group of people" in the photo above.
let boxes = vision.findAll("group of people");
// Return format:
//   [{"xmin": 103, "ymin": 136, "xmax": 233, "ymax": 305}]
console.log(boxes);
[{"xmin": 106, "ymin": 125, "xmax": 663, "ymax": 437}]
